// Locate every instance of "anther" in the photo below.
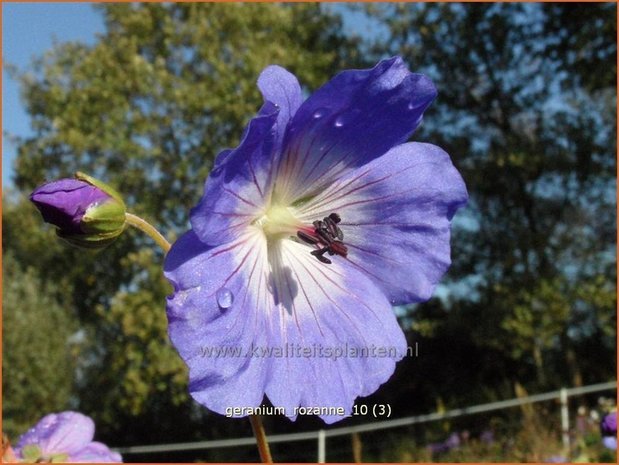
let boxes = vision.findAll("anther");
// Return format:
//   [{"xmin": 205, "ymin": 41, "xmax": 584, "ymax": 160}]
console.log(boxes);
[
  {"xmin": 297, "ymin": 230, "xmax": 321, "ymax": 245},
  {"xmin": 311, "ymin": 248, "xmax": 332, "ymax": 264},
  {"xmin": 297, "ymin": 212, "xmax": 347, "ymax": 264},
  {"xmin": 324, "ymin": 217, "xmax": 339, "ymax": 238},
  {"xmin": 317, "ymin": 229, "xmax": 334, "ymax": 245},
  {"xmin": 328, "ymin": 213, "xmax": 341, "ymax": 224},
  {"xmin": 329, "ymin": 241, "xmax": 348, "ymax": 257}
]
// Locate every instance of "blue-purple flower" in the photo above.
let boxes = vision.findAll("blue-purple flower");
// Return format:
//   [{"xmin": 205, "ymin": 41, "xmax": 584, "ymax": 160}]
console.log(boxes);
[
  {"xmin": 30, "ymin": 173, "xmax": 126, "ymax": 249},
  {"xmin": 13, "ymin": 411, "xmax": 121, "ymax": 463},
  {"xmin": 601, "ymin": 411, "xmax": 617, "ymax": 450},
  {"xmin": 601, "ymin": 411, "xmax": 617, "ymax": 436},
  {"xmin": 602, "ymin": 436, "xmax": 617, "ymax": 450},
  {"xmin": 164, "ymin": 57, "xmax": 468, "ymax": 423},
  {"xmin": 428, "ymin": 432, "xmax": 462, "ymax": 456},
  {"xmin": 479, "ymin": 429, "xmax": 494, "ymax": 444}
]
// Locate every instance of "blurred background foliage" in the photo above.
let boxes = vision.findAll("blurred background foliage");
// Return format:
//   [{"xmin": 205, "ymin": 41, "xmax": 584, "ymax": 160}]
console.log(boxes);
[{"xmin": 2, "ymin": 2, "xmax": 616, "ymax": 461}]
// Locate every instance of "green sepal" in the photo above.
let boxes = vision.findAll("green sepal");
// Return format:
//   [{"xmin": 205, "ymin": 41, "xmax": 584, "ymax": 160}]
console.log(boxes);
[
  {"xmin": 81, "ymin": 199, "xmax": 127, "ymax": 235},
  {"xmin": 57, "ymin": 228, "xmax": 124, "ymax": 250},
  {"xmin": 75, "ymin": 171, "xmax": 126, "ymax": 207},
  {"xmin": 60, "ymin": 171, "xmax": 128, "ymax": 249},
  {"xmin": 50, "ymin": 452, "xmax": 70, "ymax": 463},
  {"xmin": 21, "ymin": 444, "xmax": 42, "ymax": 462}
]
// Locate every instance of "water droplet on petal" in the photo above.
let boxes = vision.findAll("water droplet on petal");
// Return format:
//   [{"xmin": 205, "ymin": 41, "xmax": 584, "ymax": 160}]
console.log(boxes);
[
  {"xmin": 312, "ymin": 108, "xmax": 329, "ymax": 119},
  {"xmin": 333, "ymin": 109, "xmax": 360, "ymax": 127},
  {"xmin": 407, "ymin": 100, "xmax": 423, "ymax": 111},
  {"xmin": 216, "ymin": 287, "xmax": 234, "ymax": 309}
]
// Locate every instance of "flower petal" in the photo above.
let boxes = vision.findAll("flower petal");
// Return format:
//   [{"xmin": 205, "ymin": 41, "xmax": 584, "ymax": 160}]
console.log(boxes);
[
  {"xmin": 68, "ymin": 442, "xmax": 122, "ymax": 463},
  {"xmin": 258, "ymin": 65, "xmax": 303, "ymax": 148},
  {"xmin": 603, "ymin": 436, "xmax": 617, "ymax": 450},
  {"xmin": 164, "ymin": 229, "xmax": 271, "ymax": 414},
  {"xmin": 192, "ymin": 66, "xmax": 302, "ymax": 247},
  {"xmin": 275, "ymin": 57, "xmax": 436, "ymax": 203},
  {"xmin": 16, "ymin": 412, "xmax": 95, "ymax": 456},
  {"xmin": 30, "ymin": 179, "xmax": 110, "ymax": 233},
  {"xmin": 264, "ymin": 239, "xmax": 407, "ymax": 423},
  {"xmin": 190, "ymin": 106, "xmax": 279, "ymax": 246},
  {"xmin": 295, "ymin": 142, "xmax": 468, "ymax": 305},
  {"xmin": 602, "ymin": 412, "xmax": 617, "ymax": 435},
  {"xmin": 165, "ymin": 230, "xmax": 407, "ymax": 424}
]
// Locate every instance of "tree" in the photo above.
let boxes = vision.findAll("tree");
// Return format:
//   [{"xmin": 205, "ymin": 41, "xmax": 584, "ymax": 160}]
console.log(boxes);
[
  {"xmin": 13, "ymin": 3, "xmax": 359, "ymax": 231},
  {"xmin": 367, "ymin": 2, "xmax": 616, "ymax": 394},
  {"xmin": 8, "ymin": 2, "xmax": 359, "ymax": 445},
  {"xmin": 2, "ymin": 247, "xmax": 78, "ymax": 438}
]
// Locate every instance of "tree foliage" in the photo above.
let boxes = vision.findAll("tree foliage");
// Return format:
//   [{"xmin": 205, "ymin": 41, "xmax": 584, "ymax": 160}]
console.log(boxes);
[
  {"xmin": 6, "ymin": 2, "xmax": 361, "ymax": 446},
  {"xmin": 2, "ymin": 245, "xmax": 78, "ymax": 438},
  {"xmin": 13, "ymin": 3, "xmax": 358, "ymax": 229},
  {"xmin": 368, "ymin": 2, "xmax": 616, "ymax": 394}
]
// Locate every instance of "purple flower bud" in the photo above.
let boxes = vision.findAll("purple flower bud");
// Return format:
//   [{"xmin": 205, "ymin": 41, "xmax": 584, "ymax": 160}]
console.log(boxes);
[
  {"xmin": 30, "ymin": 179, "xmax": 112, "ymax": 233},
  {"xmin": 601, "ymin": 411, "xmax": 617, "ymax": 436},
  {"xmin": 30, "ymin": 174, "xmax": 126, "ymax": 249}
]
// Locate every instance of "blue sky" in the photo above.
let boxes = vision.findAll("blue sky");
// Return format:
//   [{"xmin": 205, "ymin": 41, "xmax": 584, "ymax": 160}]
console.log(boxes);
[
  {"xmin": 2, "ymin": 3, "xmax": 104, "ymax": 188},
  {"xmin": 1, "ymin": 3, "xmax": 379, "ymax": 189}
]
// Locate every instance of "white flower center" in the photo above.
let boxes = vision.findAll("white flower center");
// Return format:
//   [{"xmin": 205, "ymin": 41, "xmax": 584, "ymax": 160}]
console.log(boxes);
[
  {"xmin": 254, "ymin": 204, "xmax": 302, "ymax": 240},
  {"xmin": 253, "ymin": 202, "xmax": 348, "ymax": 266}
]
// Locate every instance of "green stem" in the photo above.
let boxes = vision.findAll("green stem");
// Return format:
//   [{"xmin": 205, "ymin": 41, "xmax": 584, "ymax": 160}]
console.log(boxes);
[
  {"xmin": 124, "ymin": 213, "xmax": 171, "ymax": 253},
  {"xmin": 249, "ymin": 415, "xmax": 273, "ymax": 463}
]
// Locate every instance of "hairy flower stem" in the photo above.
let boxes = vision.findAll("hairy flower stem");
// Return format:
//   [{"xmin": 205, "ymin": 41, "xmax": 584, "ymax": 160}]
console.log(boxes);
[
  {"xmin": 249, "ymin": 415, "xmax": 273, "ymax": 463},
  {"xmin": 124, "ymin": 212, "xmax": 273, "ymax": 462},
  {"xmin": 125, "ymin": 213, "xmax": 172, "ymax": 253}
]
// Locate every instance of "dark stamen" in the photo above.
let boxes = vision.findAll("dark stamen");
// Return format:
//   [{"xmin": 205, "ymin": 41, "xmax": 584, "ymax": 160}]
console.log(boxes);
[
  {"xmin": 329, "ymin": 241, "xmax": 348, "ymax": 257},
  {"xmin": 328, "ymin": 213, "xmax": 341, "ymax": 224},
  {"xmin": 324, "ymin": 217, "xmax": 339, "ymax": 238},
  {"xmin": 297, "ymin": 230, "xmax": 320, "ymax": 245},
  {"xmin": 317, "ymin": 229, "xmax": 333, "ymax": 245},
  {"xmin": 297, "ymin": 212, "xmax": 347, "ymax": 264},
  {"xmin": 311, "ymin": 248, "xmax": 332, "ymax": 264}
]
